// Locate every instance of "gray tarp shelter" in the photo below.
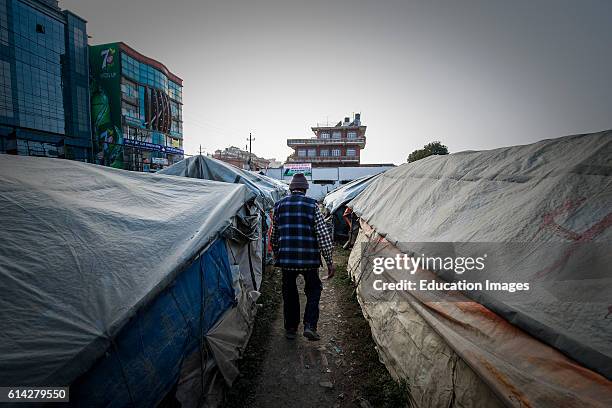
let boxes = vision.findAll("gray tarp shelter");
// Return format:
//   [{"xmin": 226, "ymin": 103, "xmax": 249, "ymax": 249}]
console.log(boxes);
[
  {"xmin": 0, "ymin": 155, "xmax": 261, "ymax": 407},
  {"xmin": 160, "ymin": 155, "xmax": 289, "ymax": 274},
  {"xmin": 346, "ymin": 131, "xmax": 612, "ymax": 407},
  {"xmin": 159, "ymin": 154, "xmax": 288, "ymax": 211},
  {"xmin": 322, "ymin": 174, "xmax": 382, "ymax": 239},
  {"xmin": 323, "ymin": 173, "xmax": 381, "ymax": 215}
]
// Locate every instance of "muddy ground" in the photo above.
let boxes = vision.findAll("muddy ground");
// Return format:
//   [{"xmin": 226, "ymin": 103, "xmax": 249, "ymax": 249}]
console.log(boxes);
[{"xmin": 223, "ymin": 246, "xmax": 408, "ymax": 408}]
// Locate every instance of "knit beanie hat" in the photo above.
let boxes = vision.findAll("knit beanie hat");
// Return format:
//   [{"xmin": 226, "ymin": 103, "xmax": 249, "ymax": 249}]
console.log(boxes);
[{"xmin": 289, "ymin": 173, "xmax": 309, "ymax": 190}]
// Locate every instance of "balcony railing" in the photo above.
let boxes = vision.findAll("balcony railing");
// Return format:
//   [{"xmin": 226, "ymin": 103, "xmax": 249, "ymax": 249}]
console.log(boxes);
[
  {"xmin": 286, "ymin": 155, "xmax": 359, "ymax": 163},
  {"xmin": 287, "ymin": 137, "xmax": 366, "ymax": 147}
]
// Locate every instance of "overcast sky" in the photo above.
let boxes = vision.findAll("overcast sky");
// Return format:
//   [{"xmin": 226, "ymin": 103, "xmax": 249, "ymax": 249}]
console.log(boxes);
[{"xmin": 62, "ymin": 0, "xmax": 612, "ymax": 164}]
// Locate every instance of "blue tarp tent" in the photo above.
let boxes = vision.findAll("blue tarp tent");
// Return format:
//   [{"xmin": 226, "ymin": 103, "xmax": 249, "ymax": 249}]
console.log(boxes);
[{"xmin": 0, "ymin": 155, "xmax": 260, "ymax": 406}]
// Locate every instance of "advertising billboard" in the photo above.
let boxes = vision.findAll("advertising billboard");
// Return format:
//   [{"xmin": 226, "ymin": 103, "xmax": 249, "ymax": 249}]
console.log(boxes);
[
  {"xmin": 283, "ymin": 163, "xmax": 312, "ymax": 177},
  {"xmin": 89, "ymin": 43, "xmax": 124, "ymax": 169}
]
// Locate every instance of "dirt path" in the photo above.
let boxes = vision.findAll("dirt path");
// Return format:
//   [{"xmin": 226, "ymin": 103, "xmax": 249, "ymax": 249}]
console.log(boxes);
[{"xmin": 224, "ymin": 246, "xmax": 408, "ymax": 408}]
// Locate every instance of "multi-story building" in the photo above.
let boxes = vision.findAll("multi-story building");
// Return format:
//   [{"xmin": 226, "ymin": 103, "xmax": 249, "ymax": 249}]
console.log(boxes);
[
  {"xmin": 286, "ymin": 113, "xmax": 366, "ymax": 167},
  {"xmin": 212, "ymin": 145, "xmax": 271, "ymax": 171},
  {"xmin": 0, "ymin": 0, "xmax": 91, "ymax": 160},
  {"xmin": 89, "ymin": 42, "xmax": 183, "ymax": 171}
]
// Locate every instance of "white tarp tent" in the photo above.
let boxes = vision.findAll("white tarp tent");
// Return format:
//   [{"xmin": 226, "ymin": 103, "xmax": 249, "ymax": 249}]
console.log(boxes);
[
  {"xmin": 0, "ymin": 155, "xmax": 261, "ymax": 407},
  {"xmin": 346, "ymin": 131, "xmax": 612, "ymax": 407}
]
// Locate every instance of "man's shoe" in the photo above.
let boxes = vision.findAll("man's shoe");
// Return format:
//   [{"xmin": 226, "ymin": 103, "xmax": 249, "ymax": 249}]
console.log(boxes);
[
  {"xmin": 285, "ymin": 329, "xmax": 297, "ymax": 340},
  {"xmin": 303, "ymin": 327, "xmax": 321, "ymax": 341}
]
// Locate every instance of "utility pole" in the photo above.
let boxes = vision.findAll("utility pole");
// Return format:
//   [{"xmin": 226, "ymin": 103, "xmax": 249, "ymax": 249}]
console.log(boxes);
[
  {"xmin": 199, "ymin": 144, "xmax": 202, "ymax": 156},
  {"xmin": 246, "ymin": 132, "xmax": 255, "ymax": 170}
]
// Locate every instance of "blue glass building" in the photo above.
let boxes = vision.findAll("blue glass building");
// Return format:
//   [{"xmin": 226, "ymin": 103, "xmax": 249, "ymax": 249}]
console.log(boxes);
[{"xmin": 0, "ymin": 0, "xmax": 91, "ymax": 161}]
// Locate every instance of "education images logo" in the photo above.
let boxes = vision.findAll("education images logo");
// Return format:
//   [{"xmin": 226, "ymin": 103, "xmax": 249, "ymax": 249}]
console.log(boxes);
[{"xmin": 371, "ymin": 253, "xmax": 531, "ymax": 293}]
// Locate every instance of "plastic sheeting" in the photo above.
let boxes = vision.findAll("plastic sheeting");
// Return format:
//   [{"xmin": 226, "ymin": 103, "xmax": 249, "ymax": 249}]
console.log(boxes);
[
  {"xmin": 348, "ymin": 131, "xmax": 612, "ymax": 379},
  {"xmin": 346, "ymin": 131, "xmax": 612, "ymax": 407},
  {"xmin": 348, "ymin": 224, "xmax": 612, "ymax": 408},
  {"xmin": 0, "ymin": 156, "xmax": 255, "ymax": 398},
  {"xmin": 323, "ymin": 173, "xmax": 381, "ymax": 215},
  {"xmin": 161, "ymin": 155, "xmax": 288, "ymax": 270},
  {"xmin": 348, "ymin": 227, "xmax": 503, "ymax": 408},
  {"xmin": 159, "ymin": 154, "xmax": 288, "ymax": 211},
  {"xmin": 72, "ymin": 238, "xmax": 237, "ymax": 407}
]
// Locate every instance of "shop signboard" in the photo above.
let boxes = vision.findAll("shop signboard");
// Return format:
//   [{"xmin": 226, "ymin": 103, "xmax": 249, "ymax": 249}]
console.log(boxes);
[
  {"xmin": 123, "ymin": 139, "xmax": 184, "ymax": 155},
  {"xmin": 283, "ymin": 163, "xmax": 312, "ymax": 177}
]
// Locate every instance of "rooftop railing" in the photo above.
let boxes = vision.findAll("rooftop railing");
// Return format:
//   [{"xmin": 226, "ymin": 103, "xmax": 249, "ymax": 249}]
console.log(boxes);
[
  {"xmin": 286, "ymin": 155, "xmax": 359, "ymax": 163},
  {"xmin": 287, "ymin": 137, "xmax": 366, "ymax": 147}
]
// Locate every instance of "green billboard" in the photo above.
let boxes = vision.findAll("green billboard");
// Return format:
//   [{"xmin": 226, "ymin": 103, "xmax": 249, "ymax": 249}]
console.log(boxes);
[{"xmin": 89, "ymin": 43, "xmax": 123, "ymax": 168}]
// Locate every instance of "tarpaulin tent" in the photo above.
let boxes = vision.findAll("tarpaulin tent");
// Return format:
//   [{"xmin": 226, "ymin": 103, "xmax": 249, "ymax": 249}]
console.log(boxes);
[
  {"xmin": 159, "ymin": 154, "xmax": 288, "ymax": 212},
  {"xmin": 323, "ymin": 174, "xmax": 382, "ymax": 239},
  {"xmin": 160, "ymin": 155, "xmax": 289, "ymax": 272},
  {"xmin": 0, "ymin": 155, "xmax": 262, "ymax": 407},
  {"xmin": 324, "ymin": 173, "xmax": 381, "ymax": 215},
  {"xmin": 346, "ymin": 131, "xmax": 612, "ymax": 407}
]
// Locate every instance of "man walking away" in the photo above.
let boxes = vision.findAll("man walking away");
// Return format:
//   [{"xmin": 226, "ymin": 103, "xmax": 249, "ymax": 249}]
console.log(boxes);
[{"xmin": 271, "ymin": 173, "xmax": 335, "ymax": 341}]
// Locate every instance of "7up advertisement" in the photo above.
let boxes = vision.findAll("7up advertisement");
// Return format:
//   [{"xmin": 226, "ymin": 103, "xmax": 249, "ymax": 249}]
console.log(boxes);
[{"xmin": 90, "ymin": 43, "xmax": 123, "ymax": 168}]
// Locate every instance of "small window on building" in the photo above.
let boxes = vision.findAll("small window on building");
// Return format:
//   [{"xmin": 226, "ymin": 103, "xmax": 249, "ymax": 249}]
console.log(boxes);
[
  {"xmin": 332, "ymin": 149, "xmax": 341, "ymax": 157},
  {"xmin": 320, "ymin": 132, "xmax": 330, "ymax": 139},
  {"xmin": 298, "ymin": 149, "xmax": 307, "ymax": 157},
  {"xmin": 121, "ymin": 103, "xmax": 139, "ymax": 120},
  {"xmin": 36, "ymin": 24, "xmax": 45, "ymax": 34},
  {"xmin": 308, "ymin": 149, "xmax": 317, "ymax": 157},
  {"xmin": 347, "ymin": 149, "xmax": 356, "ymax": 156},
  {"xmin": 332, "ymin": 131, "xmax": 341, "ymax": 139},
  {"xmin": 347, "ymin": 131, "xmax": 357, "ymax": 139},
  {"xmin": 320, "ymin": 149, "xmax": 329, "ymax": 157}
]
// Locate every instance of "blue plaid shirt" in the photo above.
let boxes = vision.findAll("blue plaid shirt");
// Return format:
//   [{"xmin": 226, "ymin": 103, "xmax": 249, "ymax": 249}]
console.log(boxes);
[{"xmin": 271, "ymin": 192, "xmax": 333, "ymax": 269}]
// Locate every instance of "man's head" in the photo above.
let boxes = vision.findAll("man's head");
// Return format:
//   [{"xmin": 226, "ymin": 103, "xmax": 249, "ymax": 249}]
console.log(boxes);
[{"xmin": 289, "ymin": 173, "xmax": 309, "ymax": 192}]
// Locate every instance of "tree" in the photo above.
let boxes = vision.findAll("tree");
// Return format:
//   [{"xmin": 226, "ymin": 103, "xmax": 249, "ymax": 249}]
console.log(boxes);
[{"xmin": 407, "ymin": 141, "xmax": 449, "ymax": 163}]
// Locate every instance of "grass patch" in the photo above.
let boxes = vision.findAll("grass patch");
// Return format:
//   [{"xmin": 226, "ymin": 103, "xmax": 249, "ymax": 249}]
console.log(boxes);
[
  {"xmin": 222, "ymin": 266, "xmax": 282, "ymax": 407},
  {"xmin": 331, "ymin": 246, "xmax": 410, "ymax": 408}
]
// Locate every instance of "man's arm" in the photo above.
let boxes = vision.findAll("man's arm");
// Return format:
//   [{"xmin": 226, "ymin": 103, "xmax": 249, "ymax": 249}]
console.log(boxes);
[{"xmin": 314, "ymin": 206, "xmax": 335, "ymax": 278}]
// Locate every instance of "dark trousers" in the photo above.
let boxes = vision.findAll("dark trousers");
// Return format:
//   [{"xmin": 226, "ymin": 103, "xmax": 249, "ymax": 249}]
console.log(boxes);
[{"xmin": 282, "ymin": 268, "xmax": 322, "ymax": 331}]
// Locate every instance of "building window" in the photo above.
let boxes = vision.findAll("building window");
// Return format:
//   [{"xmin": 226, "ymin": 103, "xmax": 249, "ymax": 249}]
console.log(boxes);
[
  {"xmin": 347, "ymin": 131, "xmax": 357, "ymax": 139},
  {"xmin": 122, "ymin": 103, "xmax": 139, "ymax": 120},
  {"xmin": 152, "ymin": 132, "xmax": 164, "ymax": 145},
  {"xmin": 121, "ymin": 81, "xmax": 138, "ymax": 99},
  {"xmin": 298, "ymin": 149, "xmax": 306, "ymax": 157},
  {"xmin": 332, "ymin": 131, "xmax": 341, "ymax": 139},
  {"xmin": 320, "ymin": 132, "xmax": 330, "ymax": 139},
  {"xmin": 332, "ymin": 149, "xmax": 341, "ymax": 157},
  {"xmin": 72, "ymin": 27, "xmax": 86, "ymax": 75},
  {"xmin": 0, "ymin": 0, "xmax": 8, "ymax": 46},
  {"xmin": 347, "ymin": 148, "xmax": 356, "ymax": 156},
  {"xmin": 307, "ymin": 148, "xmax": 316, "ymax": 157},
  {"xmin": 9, "ymin": 2, "xmax": 66, "ymax": 135},
  {"xmin": 169, "ymin": 81, "xmax": 182, "ymax": 102},
  {"xmin": 0, "ymin": 60, "xmax": 13, "ymax": 118},
  {"xmin": 171, "ymin": 120, "xmax": 182, "ymax": 135},
  {"xmin": 320, "ymin": 149, "xmax": 329, "ymax": 157},
  {"xmin": 76, "ymin": 86, "xmax": 89, "ymax": 132}
]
